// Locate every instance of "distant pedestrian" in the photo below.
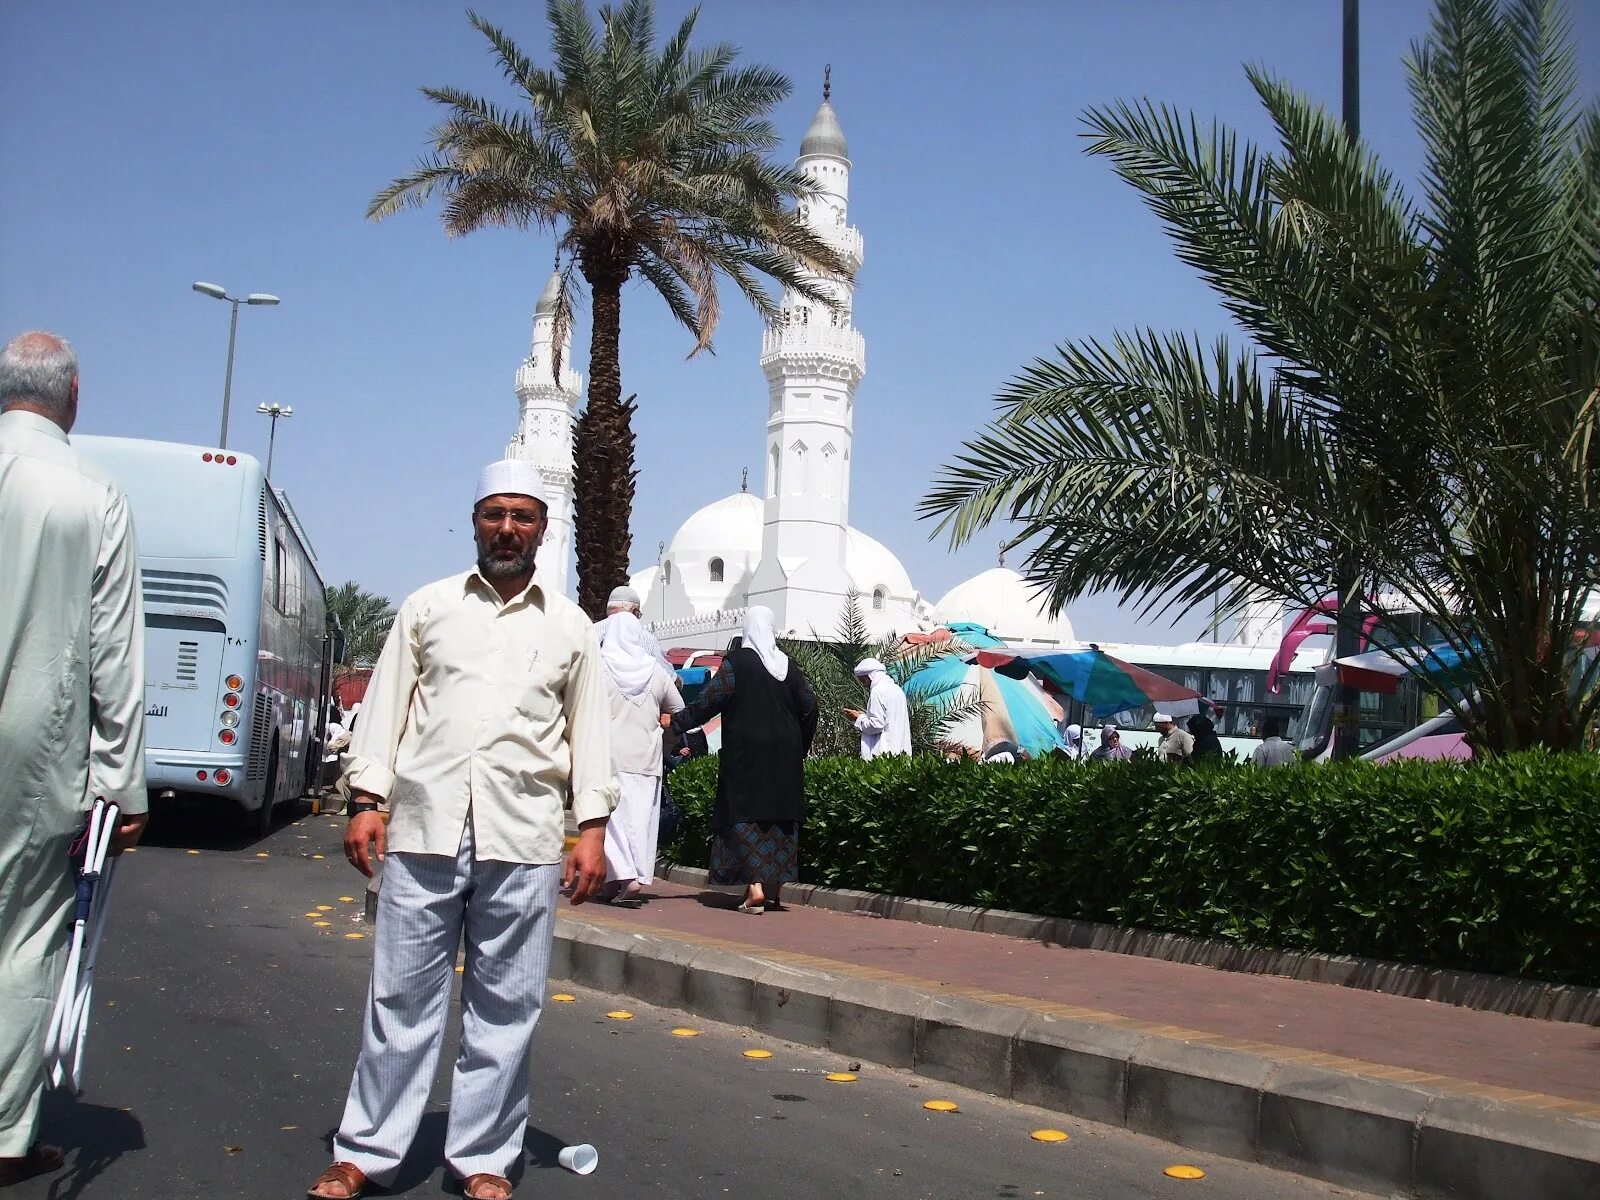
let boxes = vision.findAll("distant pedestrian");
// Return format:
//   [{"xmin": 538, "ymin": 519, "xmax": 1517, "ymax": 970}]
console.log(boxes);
[
  {"xmin": 0, "ymin": 332, "xmax": 148, "ymax": 1186},
  {"xmin": 1058, "ymin": 722, "xmax": 1085, "ymax": 760},
  {"xmin": 671, "ymin": 607, "xmax": 817, "ymax": 914},
  {"xmin": 595, "ymin": 610, "xmax": 683, "ymax": 906},
  {"xmin": 1252, "ymin": 716, "xmax": 1297, "ymax": 767},
  {"xmin": 606, "ymin": 585, "xmax": 671, "ymax": 671},
  {"xmin": 1187, "ymin": 713, "xmax": 1224, "ymax": 762},
  {"xmin": 845, "ymin": 657, "xmax": 911, "ymax": 759},
  {"xmin": 308, "ymin": 459, "xmax": 616, "ymax": 1200},
  {"xmin": 1090, "ymin": 724, "xmax": 1132, "ymax": 761},
  {"xmin": 1153, "ymin": 713, "xmax": 1194, "ymax": 763}
]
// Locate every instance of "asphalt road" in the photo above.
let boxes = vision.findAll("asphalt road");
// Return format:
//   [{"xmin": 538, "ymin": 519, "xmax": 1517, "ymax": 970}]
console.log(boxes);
[{"xmin": 11, "ymin": 800, "xmax": 1357, "ymax": 1200}]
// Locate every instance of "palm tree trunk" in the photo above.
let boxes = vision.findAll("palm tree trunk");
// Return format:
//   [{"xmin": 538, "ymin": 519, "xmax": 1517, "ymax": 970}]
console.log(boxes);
[{"xmin": 574, "ymin": 265, "xmax": 638, "ymax": 620}]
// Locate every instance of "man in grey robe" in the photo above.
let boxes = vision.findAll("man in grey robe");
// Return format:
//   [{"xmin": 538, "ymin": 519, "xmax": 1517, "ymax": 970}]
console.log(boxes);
[{"xmin": 0, "ymin": 331, "xmax": 148, "ymax": 1185}]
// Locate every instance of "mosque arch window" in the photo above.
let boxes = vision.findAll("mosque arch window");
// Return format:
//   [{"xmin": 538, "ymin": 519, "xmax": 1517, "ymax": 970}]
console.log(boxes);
[
  {"xmin": 663, "ymin": 560, "xmax": 672, "ymax": 585},
  {"xmin": 872, "ymin": 587, "xmax": 887, "ymax": 611},
  {"xmin": 708, "ymin": 557, "xmax": 724, "ymax": 583},
  {"xmin": 767, "ymin": 443, "xmax": 779, "ymax": 498}
]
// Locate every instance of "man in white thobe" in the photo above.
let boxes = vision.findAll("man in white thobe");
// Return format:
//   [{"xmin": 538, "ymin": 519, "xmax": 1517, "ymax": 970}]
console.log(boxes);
[
  {"xmin": 308, "ymin": 460, "xmax": 616, "ymax": 1200},
  {"xmin": 845, "ymin": 657, "xmax": 913, "ymax": 759},
  {"xmin": 606, "ymin": 585, "xmax": 671, "ymax": 671},
  {"xmin": 0, "ymin": 332, "xmax": 147, "ymax": 1185}
]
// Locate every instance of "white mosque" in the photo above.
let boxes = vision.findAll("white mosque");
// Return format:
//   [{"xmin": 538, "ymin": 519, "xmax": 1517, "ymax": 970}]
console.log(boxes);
[{"xmin": 505, "ymin": 77, "xmax": 1280, "ymax": 654}]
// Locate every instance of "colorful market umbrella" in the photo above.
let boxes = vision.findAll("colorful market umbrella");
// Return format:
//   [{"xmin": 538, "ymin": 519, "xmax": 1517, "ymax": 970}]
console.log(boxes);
[
  {"xmin": 974, "ymin": 646, "xmax": 1206, "ymax": 718},
  {"xmin": 905, "ymin": 656, "xmax": 1066, "ymax": 757},
  {"xmin": 1314, "ymin": 642, "xmax": 1476, "ymax": 696}
]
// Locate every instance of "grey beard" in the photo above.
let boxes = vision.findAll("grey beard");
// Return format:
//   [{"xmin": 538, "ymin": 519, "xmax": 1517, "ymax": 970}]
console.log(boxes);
[{"xmin": 477, "ymin": 549, "xmax": 535, "ymax": 579}]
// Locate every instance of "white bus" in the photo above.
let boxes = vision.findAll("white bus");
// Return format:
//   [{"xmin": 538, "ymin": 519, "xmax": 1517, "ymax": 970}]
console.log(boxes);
[
  {"xmin": 72, "ymin": 436, "xmax": 334, "ymax": 833},
  {"xmin": 1074, "ymin": 640, "xmax": 1325, "ymax": 757}
]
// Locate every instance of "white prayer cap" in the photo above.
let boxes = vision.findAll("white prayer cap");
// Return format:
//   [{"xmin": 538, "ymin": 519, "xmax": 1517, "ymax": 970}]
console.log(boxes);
[
  {"xmin": 854, "ymin": 657, "xmax": 887, "ymax": 677},
  {"xmin": 474, "ymin": 459, "xmax": 550, "ymax": 509},
  {"xmin": 608, "ymin": 585, "xmax": 642, "ymax": 608},
  {"xmin": 1153, "ymin": 712, "xmax": 1173, "ymax": 724}
]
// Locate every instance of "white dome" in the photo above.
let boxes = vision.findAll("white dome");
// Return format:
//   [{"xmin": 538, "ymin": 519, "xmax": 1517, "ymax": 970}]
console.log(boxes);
[
  {"xmin": 935, "ymin": 567, "xmax": 1076, "ymax": 646},
  {"xmin": 844, "ymin": 528, "xmax": 915, "ymax": 601},
  {"xmin": 661, "ymin": 492, "xmax": 763, "ymax": 611}
]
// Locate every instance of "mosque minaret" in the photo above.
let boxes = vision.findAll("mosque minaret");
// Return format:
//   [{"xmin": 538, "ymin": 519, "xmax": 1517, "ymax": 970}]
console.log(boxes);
[{"xmin": 506, "ymin": 271, "xmax": 581, "ymax": 598}]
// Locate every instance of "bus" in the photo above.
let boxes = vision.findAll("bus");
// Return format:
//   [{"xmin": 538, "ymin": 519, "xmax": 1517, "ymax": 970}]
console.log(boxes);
[
  {"xmin": 1072, "ymin": 640, "xmax": 1325, "ymax": 757},
  {"xmin": 72, "ymin": 436, "xmax": 335, "ymax": 833}
]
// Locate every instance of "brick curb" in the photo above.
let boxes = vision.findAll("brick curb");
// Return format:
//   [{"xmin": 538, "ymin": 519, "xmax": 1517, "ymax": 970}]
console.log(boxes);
[
  {"xmin": 658, "ymin": 863, "xmax": 1600, "ymax": 1026},
  {"xmin": 552, "ymin": 911, "xmax": 1600, "ymax": 1200}
]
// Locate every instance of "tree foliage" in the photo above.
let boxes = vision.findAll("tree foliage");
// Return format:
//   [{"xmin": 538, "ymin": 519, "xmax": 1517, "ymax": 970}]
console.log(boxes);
[
  {"xmin": 369, "ymin": 0, "xmax": 854, "ymax": 617},
  {"xmin": 923, "ymin": 0, "xmax": 1600, "ymax": 753},
  {"xmin": 781, "ymin": 593, "xmax": 982, "ymax": 757},
  {"xmin": 324, "ymin": 582, "xmax": 396, "ymax": 675}
]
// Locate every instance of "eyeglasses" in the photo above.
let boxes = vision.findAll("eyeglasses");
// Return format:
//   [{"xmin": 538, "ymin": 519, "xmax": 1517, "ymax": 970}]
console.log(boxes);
[{"xmin": 475, "ymin": 507, "xmax": 543, "ymax": 528}]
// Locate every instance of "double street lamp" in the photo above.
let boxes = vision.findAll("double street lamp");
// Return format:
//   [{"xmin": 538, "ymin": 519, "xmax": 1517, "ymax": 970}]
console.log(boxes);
[
  {"xmin": 192, "ymin": 281, "xmax": 280, "ymax": 448},
  {"xmin": 257, "ymin": 402, "xmax": 293, "ymax": 479}
]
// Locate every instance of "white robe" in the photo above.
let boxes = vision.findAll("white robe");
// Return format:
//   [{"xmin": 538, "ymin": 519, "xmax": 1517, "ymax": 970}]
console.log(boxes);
[
  {"xmin": 0, "ymin": 410, "xmax": 146, "ymax": 1155},
  {"xmin": 854, "ymin": 672, "xmax": 913, "ymax": 759}
]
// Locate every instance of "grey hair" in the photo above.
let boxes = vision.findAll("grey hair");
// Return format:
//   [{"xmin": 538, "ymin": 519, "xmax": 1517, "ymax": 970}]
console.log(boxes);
[{"xmin": 0, "ymin": 331, "xmax": 78, "ymax": 417}]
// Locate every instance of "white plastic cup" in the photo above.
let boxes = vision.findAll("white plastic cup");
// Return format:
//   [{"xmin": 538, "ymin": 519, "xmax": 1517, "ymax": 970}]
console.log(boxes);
[{"xmin": 558, "ymin": 1144, "xmax": 598, "ymax": 1176}]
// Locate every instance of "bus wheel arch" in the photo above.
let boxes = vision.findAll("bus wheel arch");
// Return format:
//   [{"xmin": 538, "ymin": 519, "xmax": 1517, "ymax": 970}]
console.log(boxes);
[{"xmin": 255, "ymin": 737, "xmax": 281, "ymax": 838}]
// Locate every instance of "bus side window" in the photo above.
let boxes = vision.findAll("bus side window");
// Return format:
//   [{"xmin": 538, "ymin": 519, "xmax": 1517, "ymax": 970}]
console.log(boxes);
[{"xmin": 274, "ymin": 538, "xmax": 288, "ymax": 611}]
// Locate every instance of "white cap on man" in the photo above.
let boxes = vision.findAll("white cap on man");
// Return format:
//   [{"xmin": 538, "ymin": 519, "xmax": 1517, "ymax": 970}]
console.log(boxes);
[
  {"xmin": 475, "ymin": 459, "xmax": 551, "ymax": 509},
  {"xmin": 1152, "ymin": 712, "xmax": 1173, "ymax": 725},
  {"xmin": 608, "ymin": 586, "xmax": 642, "ymax": 610}
]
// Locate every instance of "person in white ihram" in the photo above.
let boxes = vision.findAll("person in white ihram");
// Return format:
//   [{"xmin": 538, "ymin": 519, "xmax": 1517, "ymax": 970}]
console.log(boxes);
[
  {"xmin": 0, "ymin": 331, "xmax": 147, "ymax": 1188},
  {"xmin": 307, "ymin": 460, "xmax": 617, "ymax": 1200},
  {"xmin": 605, "ymin": 585, "xmax": 671, "ymax": 671},
  {"xmin": 844, "ymin": 658, "xmax": 912, "ymax": 759},
  {"xmin": 594, "ymin": 609, "xmax": 683, "ymax": 905}
]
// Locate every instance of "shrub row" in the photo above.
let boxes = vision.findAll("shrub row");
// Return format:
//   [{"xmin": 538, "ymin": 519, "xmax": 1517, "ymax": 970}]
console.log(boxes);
[{"xmin": 662, "ymin": 751, "xmax": 1600, "ymax": 986}]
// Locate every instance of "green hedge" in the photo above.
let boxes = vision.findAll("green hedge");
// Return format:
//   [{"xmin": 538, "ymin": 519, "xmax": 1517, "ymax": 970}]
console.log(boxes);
[{"xmin": 662, "ymin": 751, "xmax": 1600, "ymax": 986}]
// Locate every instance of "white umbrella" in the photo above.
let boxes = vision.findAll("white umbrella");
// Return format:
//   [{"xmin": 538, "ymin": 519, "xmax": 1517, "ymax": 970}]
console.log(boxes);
[{"xmin": 45, "ymin": 797, "xmax": 120, "ymax": 1092}]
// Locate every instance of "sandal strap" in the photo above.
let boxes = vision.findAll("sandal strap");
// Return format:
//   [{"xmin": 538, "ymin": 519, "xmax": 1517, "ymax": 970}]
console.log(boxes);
[
  {"xmin": 308, "ymin": 1161, "xmax": 367, "ymax": 1198},
  {"xmin": 462, "ymin": 1173, "xmax": 513, "ymax": 1199}
]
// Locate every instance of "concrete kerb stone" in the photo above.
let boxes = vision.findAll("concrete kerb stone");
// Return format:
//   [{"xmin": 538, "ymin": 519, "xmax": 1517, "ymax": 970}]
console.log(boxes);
[
  {"xmin": 681, "ymin": 945, "xmax": 766, "ymax": 1029},
  {"xmin": 824, "ymin": 975, "xmax": 925, "ymax": 1069},
  {"xmin": 1125, "ymin": 1036, "xmax": 1276, "ymax": 1161},
  {"xmin": 1010, "ymin": 1011, "xmax": 1146, "ymax": 1128},
  {"xmin": 1257, "ymin": 1061, "xmax": 1436, "ymax": 1195},
  {"xmin": 621, "ymin": 933, "xmax": 699, "ymax": 1010},
  {"xmin": 563, "ymin": 920, "xmax": 634, "ymax": 994},
  {"xmin": 914, "ymin": 993, "xmax": 1030, "ymax": 1097},
  {"xmin": 1414, "ymin": 1094, "xmax": 1600, "ymax": 1200},
  {"xmin": 751, "ymin": 961, "xmax": 838, "ymax": 1049}
]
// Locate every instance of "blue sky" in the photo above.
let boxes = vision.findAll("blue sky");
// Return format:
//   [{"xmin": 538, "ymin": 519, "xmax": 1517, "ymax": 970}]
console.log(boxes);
[{"xmin": 4, "ymin": 1, "xmax": 1595, "ymax": 643}]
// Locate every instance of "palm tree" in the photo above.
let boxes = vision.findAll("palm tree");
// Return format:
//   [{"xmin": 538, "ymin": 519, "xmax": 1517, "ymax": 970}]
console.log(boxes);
[
  {"xmin": 325, "ymin": 582, "xmax": 396, "ymax": 680},
  {"xmin": 369, "ymin": 0, "xmax": 854, "ymax": 617},
  {"xmin": 782, "ymin": 593, "xmax": 982, "ymax": 757},
  {"xmin": 923, "ymin": 0, "xmax": 1600, "ymax": 753}
]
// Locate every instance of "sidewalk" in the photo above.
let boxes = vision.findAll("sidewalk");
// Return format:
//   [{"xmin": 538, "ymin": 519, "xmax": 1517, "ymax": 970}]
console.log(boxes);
[{"xmin": 550, "ymin": 873, "xmax": 1600, "ymax": 1199}]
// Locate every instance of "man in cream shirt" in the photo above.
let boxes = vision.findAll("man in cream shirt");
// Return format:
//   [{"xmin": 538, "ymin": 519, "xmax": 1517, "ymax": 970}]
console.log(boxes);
[{"xmin": 308, "ymin": 460, "xmax": 616, "ymax": 1200}]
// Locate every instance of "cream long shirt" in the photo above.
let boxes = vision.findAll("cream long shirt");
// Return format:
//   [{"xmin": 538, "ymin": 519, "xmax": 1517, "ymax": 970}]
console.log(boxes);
[
  {"xmin": 342, "ymin": 570, "xmax": 617, "ymax": 865},
  {"xmin": 604, "ymin": 666, "xmax": 684, "ymax": 777},
  {"xmin": 0, "ymin": 410, "xmax": 147, "ymax": 827}
]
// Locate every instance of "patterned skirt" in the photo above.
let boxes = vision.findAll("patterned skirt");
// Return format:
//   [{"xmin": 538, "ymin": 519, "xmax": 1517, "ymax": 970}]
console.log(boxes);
[{"xmin": 709, "ymin": 821, "xmax": 799, "ymax": 887}]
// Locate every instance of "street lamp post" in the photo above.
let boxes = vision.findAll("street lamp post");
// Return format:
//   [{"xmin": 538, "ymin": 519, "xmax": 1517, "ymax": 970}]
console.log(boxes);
[
  {"xmin": 192, "ymin": 282, "xmax": 280, "ymax": 448},
  {"xmin": 257, "ymin": 402, "xmax": 293, "ymax": 479}
]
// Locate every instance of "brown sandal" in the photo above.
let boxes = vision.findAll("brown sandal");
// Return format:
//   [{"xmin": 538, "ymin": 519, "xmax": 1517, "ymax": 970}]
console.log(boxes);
[
  {"xmin": 307, "ymin": 1161, "xmax": 367, "ymax": 1199},
  {"xmin": 461, "ymin": 1173, "xmax": 514, "ymax": 1199}
]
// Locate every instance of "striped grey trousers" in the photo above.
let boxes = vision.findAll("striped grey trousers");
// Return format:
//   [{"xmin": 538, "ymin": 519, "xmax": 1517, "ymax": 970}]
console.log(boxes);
[{"xmin": 334, "ymin": 821, "xmax": 559, "ymax": 1184}]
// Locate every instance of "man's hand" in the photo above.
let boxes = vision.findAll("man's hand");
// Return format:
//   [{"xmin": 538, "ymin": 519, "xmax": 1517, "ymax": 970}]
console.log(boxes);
[
  {"xmin": 843, "ymin": 708, "xmax": 863, "ymax": 722},
  {"xmin": 344, "ymin": 806, "xmax": 387, "ymax": 877},
  {"xmin": 562, "ymin": 820, "xmax": 607, "ymax": 905},
  {"xmin": 659, "ymin": 713, "xmax": 674, "ymax": 731},
  {"xmin": 110, "ymin": 812, "xmax": 148, "ymax": 854}
]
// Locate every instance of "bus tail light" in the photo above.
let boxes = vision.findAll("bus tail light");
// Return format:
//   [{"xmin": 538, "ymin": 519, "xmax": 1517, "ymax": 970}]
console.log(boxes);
[
  {"xmin": 219, "ymin": 728, "xmax": 236, "ymax": 746},
  {"xmin": 196, "ymin": 770, "xmax": 208, "ymax": 781},
  {"xmin": 214, "ymin": 769, "xmax": 231, "ymax": 785},
  {"xmin": 219, "ymin": 710, "xmax": 239, "ymax": 728},
  {"xmin": 225, "ymin": 675, "xmax": 243, "ymax": 690},
  {"xmin": 224, "ymin": 692, "xmax": 240, "ymax": 708}
]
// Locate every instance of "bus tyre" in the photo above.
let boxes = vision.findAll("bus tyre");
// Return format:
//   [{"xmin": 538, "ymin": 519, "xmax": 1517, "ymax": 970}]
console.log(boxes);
[{"xmin": 256, "ymin": 743, "xmax": 279, "ymax": 839}]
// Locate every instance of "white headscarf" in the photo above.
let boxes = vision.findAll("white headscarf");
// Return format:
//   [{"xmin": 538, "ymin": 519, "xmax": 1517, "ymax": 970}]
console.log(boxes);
[
  {"xmin": 1064, "ymin": 722, "xmax": 1083, "ymax": 752},
  {"xmin": 741, "ymin": 606, "xmax": 789, "ymax": 681},
  {"xmin": 853, "ymin": 657, "xmax": 888, "ymax": 679},
  {"xmin": 597, "ymin": 611, "xmax": 657, "ymax": 699}
]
